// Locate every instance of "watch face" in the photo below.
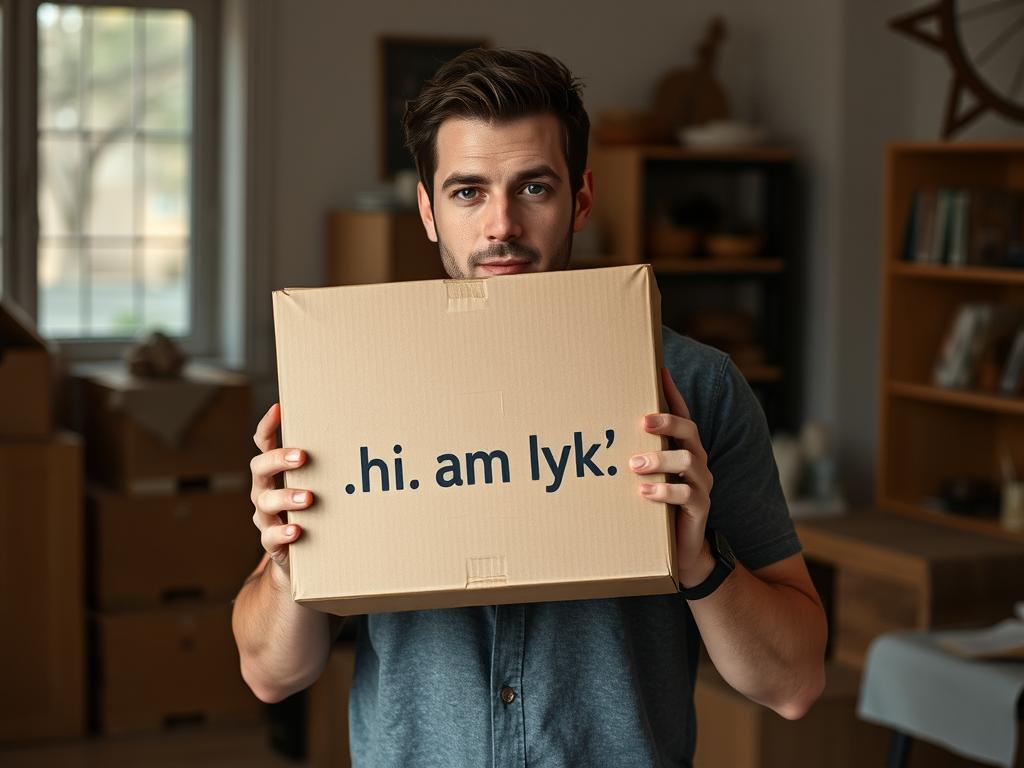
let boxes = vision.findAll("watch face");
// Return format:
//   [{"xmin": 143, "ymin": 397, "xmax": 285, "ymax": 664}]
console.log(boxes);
[{"xmin": 712, "ymin": 530, "xmax": 736, "ymax": 568}]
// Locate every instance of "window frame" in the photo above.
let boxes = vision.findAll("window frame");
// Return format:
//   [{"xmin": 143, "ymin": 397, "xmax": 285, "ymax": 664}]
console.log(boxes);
[{"xmin": 7, "ymin": 0, "xmax": 220, "ymax": 360}]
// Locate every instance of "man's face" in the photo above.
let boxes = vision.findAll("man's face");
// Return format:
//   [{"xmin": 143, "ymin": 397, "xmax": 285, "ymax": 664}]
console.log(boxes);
[{"xmin": 416, "ymin": 114, "xmax": 593, "ymax": 279}]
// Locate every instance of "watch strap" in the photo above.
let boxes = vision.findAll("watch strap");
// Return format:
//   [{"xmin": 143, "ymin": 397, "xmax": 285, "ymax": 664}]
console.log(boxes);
[{"xmin": 677, "ymin": 529, "xmax": 735, "ymax": 600}]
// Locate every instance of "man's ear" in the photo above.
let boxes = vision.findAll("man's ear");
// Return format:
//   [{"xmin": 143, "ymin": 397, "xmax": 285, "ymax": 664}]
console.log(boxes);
[
  {"xmin": 572, "ymin": 169, "xmax": 594, "ymax": 233},
  {"xmin": 417, "ymin": 181, "xmax": 438, "ymax": 243}
]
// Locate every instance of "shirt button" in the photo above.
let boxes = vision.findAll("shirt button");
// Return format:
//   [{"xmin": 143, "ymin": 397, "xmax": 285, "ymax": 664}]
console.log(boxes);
[{"xmin": 499, "ymin": 686, "xmax": 516, "ymax": 705}]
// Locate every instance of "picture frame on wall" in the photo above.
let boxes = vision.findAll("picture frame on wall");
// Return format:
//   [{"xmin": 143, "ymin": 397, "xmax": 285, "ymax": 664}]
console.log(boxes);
[{"xmin": 379, "ymin": 36, "xmax": 488, "ymax": 180}]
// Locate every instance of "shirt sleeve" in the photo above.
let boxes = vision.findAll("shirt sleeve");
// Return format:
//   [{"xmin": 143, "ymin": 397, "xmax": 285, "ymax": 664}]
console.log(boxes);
[{"xmin": 703, "ymin": 354, "xmax": 801, "ymax": 571}]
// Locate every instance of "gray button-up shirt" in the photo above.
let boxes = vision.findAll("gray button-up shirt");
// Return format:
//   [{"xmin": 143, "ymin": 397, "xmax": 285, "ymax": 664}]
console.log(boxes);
[{"xmin": 349, "ymin": 327, "xmax": 801, "ymax": 767}]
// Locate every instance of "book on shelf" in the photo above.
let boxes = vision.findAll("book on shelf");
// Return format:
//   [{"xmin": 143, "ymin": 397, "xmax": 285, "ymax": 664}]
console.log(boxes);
[
  {"xmin": 903, "ymin": 187, "xmax": 1024, "ymax": 267},
  {"xmin": 1000, "ymin": 327, "xmax": 1024, "ymax": 396},
  {"xmin": 947, "ymin": 189, "xmax": 970, "ymax": 266},
  {"xmin": 932, "ymin": 304, "xmax": 1022, "ymax": 390}
]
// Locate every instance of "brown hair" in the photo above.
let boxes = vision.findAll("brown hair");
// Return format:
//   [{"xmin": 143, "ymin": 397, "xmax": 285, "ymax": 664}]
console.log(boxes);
[{"xmin": 403, "ymin": 48, "xmax": 590, "ymax": 202}]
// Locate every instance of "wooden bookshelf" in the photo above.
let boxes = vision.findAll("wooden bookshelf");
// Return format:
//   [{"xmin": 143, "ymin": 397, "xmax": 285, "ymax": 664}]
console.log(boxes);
[
  {"xmin": 588, "ymin": 144, "xmax": 800, "ymax": 432},
  {"xmin": 878, "ymin": 141, "xmax": 1024, "ymax": 543}
]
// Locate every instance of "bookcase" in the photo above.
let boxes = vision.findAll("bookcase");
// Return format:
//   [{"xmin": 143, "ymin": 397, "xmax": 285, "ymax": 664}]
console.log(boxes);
[
  {"xmin": 878, "ymin": 141, "xmax": 1024, "ymax": 542},
  {"xmin": 585, "ymin": 145, "xmax": 800, "ymax": 433}
]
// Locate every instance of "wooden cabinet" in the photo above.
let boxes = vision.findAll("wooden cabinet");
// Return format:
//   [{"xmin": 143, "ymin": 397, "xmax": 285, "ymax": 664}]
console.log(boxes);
[
  {"xmin": 326, "ymin": 210, "xmax": 447, "ymax": 285},
  {"xmin": 586, "ymin": 145, "xmax": 800, "ymax": 431},
  {"xmin": 878, "ymin": 142, "xmax": 1024, "ymax": 541},
  {"xmin": 797, "ymin": 511, "xmax": 1024, "ymax": 670}
]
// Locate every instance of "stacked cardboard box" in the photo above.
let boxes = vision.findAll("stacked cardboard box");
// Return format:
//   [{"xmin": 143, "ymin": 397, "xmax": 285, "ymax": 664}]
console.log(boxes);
[
  {"xmin": 0, "ymin": 298, "xmax": 85, "ymax": 743},
  {"xmin": 77, "ymin": 364, "xmax": 262, "ymax": 735}
]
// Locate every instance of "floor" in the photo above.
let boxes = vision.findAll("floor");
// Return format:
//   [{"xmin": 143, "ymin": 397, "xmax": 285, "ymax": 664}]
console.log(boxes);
[{"xmin": 0, "ymin": 722, "xmax": 302, "ymax": 768}]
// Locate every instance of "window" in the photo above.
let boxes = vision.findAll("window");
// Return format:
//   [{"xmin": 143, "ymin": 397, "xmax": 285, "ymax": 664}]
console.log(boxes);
[{"xmin": 4, "ymin": 0, "xmax": 218, "ymax": 358}]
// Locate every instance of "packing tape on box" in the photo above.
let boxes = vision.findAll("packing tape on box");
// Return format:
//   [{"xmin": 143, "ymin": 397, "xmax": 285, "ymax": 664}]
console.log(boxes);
[
  {"xmin": 446, "ymin": 280, "xmax": 488, "ymax": 313},
  {"xmin": 466, "ymin": 555, "xmax": 507, "ymax": 588}
]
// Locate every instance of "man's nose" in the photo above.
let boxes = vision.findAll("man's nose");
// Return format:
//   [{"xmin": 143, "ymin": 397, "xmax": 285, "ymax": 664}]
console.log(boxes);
[{"xmin": 485, "ymin": 195, "xmax": 523, "ymax": 241}]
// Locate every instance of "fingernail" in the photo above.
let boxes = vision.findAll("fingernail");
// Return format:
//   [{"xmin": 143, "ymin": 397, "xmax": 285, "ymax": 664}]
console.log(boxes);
[
  {"xmin": 640, "ymin": 483, "xmax": 655, "ymax": 495},
  {"xmin": 644, "ymin": 414, "xmax": 661, "ymax": 428},
  {"xmin": 630, "ymin": 455, "xmax": 648, "ymax": 470},
  {"xmin": 286, "ymin": 525, "xmax": 296, "ymax": 537},
  {"xmin": 285, "ymin": 450, "xmax": 301, "ymax": 462},
  {"xmin": 292, "ymin": 491, "xmax": 308, "ymax": 504}
]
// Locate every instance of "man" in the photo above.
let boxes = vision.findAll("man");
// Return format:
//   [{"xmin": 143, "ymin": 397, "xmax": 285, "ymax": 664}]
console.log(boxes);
[{"xmin": 233, "ymin": 48, "xmax": 826, "ymax": 767}]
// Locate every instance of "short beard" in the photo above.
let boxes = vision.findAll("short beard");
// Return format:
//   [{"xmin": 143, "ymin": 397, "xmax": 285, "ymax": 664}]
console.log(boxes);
[{"xmin": 436, "ymin": 214, "xmax": 575, "ymax": 279}]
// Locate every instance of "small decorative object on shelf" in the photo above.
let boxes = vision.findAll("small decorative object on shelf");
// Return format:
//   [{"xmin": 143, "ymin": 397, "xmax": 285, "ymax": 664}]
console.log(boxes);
[
  {"xmin": 923, "ymin": 477, "xmax": 1002, "ymax": 519},
  {"xmin": 705, "ymin": 232, "xmax": 763, "ymax": 261},
  {"xmin": 653, "ymin": 16, "xmax": 730, "ymax": 136},
  {"xmin": 678, "ymin": 120, "xmax": 768, "ymax": 150},
  {"xmin": 771, "ymin": 421, "xmax": 845, "ymax": 520},
  {"xmin": 1001, "ymin": 453, "xmax": 1024, "ymax": 532},
  {"xmin": 648, "ymin": 204, "xmax": 699, "ymax": 259}
]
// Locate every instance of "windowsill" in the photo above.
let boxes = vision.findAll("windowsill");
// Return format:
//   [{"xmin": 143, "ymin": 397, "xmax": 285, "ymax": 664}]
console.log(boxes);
[{"xmin": 68, "ymin": 354, "xmax": 241, "ymax": 378}]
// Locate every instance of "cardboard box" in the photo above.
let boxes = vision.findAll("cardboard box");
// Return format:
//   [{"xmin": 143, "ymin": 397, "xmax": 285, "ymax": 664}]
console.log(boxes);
[
  {"xmin": 78, "ymin": 365, "xmax": 252, "ymax": 493},
  {"xmin": 273, "ymin": 264, "xmax": 675, "ymax": 615},
  {"xmin": 89, "ymin": 488, "xmax": 262, "ymax": 609},
  {"xmin": 0, "ymin": 433, "xmax": 85, "ymax": 743},
  {"xmin": 0, "ymin": 296, "xmax": 53, "ymax": 439},
  {"xmin": 94, "ymin": 603, "xmax": 262, "ymax": 735}
]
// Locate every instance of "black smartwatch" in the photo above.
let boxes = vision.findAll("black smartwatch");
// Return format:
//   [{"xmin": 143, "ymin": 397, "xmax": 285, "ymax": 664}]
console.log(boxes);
[{"xmin": 677, "ymin": 528, "xmax": 736, "ymax": 600}]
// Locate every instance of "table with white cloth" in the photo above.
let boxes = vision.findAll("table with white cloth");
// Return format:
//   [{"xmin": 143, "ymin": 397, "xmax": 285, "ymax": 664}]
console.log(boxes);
[{"xmin": 858, "ymin": 630, "xmax": 1024, "ymax": 767}]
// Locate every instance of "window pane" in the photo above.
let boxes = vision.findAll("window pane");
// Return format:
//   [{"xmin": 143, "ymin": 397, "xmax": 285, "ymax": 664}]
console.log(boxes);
[
  {"xmin": 39, "ymin": 243, "xmax": 82, "ymax": 336},
  {"xmin": 144, "ymin": 141, "xmax": 188, "ymax": 236},
  {"xmin": 39, "ymin": 136, "xmax": 82, "ymax": 237},
  {"xmin": 143, "ymin": 12, "xmax": 190, "ymax": 133},
  {"xmin": 37, "ymin": 4, "xmax": 194, "ymax": 341},
  {"xmin": 88, "ymin": 245, "xmax": 136, "ymax": 335},
  {"xmin": 143, "ymin": 245, "xmax": 187, "ymax": 335},
  {"xmin": 86, "ymin": 8, "xmax": 133, "ymax": 131},
  {"xmin": 38, "ymin": 4, "xmax": 82, "ymax": 130},
  {"xmin": 88, "ymin": 138, "xmax": 133, "ymax": 236}
]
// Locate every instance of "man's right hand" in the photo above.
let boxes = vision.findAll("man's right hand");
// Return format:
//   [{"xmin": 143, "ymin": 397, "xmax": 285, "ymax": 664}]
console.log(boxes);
[{"xmin": 249, "ymin": 402, "xmax": 314, "ymax": 585}]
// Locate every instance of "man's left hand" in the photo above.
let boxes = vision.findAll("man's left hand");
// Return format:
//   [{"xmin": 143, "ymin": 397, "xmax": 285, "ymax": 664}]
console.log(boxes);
[{"xmin": 630, "ymin": 367, "xmax": 716, "ymax": 588}]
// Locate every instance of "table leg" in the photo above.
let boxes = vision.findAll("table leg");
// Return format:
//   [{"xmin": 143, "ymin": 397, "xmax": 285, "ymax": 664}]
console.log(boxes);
[{"xmin": 887, "ymin": 731, "xmax": 913, "ymax": 768}]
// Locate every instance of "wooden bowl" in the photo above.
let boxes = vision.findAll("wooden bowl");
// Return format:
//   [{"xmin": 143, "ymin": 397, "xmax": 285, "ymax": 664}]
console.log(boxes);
[
  {"xmin": 705, "ymin": 233, "xmax": 762, "ymax": 260},
  {"xmin": 648, "ymin": 225, "xmax": 699, "ymax": 260}
]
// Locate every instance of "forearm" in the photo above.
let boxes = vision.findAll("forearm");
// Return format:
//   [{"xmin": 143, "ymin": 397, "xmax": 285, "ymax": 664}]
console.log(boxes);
[
  {"xmin": 231, "ymin": 555, "xmax": 332, "ymax": 703},
  {"xmin": 688, "ymin": 561, "xmax": 827, "ymax": 719}
]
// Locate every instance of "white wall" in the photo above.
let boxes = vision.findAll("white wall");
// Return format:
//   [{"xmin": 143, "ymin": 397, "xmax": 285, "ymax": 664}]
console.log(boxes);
[{"xmin": 257, "ymin": 0, "xmax": 1024, "ymax": 505}]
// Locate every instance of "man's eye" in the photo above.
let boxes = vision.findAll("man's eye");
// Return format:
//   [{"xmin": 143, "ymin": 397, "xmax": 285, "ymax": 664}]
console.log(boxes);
[
  {"xmin": 523, "ymin": 183, "xmax": 547, "ymax": 196},
  {"xmin": 455, "ymin": 188, "xmax": 478, "ymax": 201}
]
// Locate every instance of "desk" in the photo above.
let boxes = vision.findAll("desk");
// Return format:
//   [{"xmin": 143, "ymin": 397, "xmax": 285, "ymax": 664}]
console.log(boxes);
[
  {"xmin": 858, "ymin": 631, "xmax": 1024, "ymax": 767},
  {"xmin": 796, "ymin": 511, "xmax": 1024, "ymax": 669}
]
